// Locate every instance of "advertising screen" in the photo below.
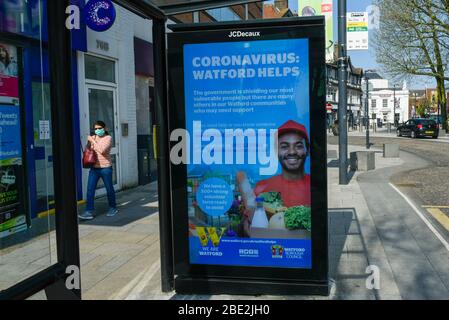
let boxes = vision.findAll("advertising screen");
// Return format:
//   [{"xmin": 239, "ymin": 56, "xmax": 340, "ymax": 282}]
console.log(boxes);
[
  {"xmin": 0, "ymin": 43, "xmax": 27, "ymax": 239},
  {"xmin": 0, "ymin": 104, "xmax": 26, "ymax": 238},
  {"xmin": 183, "ymin": 38, "xmax": 313, "ymax": 269},
  {"xmin": 168, "ymin": 18, "xmax": 328, "ymax": 295}
]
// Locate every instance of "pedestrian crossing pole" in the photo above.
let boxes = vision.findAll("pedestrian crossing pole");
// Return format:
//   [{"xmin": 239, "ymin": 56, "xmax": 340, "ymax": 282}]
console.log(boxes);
[{"xmin": 338, "ymin": 0, "xmax": 348, "ymax": 185}]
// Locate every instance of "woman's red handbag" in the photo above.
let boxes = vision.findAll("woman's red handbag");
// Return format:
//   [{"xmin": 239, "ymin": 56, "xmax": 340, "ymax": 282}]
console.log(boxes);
[{"xmin": 82, "ymin": 143, "xmax": 97, "ymax": 168}]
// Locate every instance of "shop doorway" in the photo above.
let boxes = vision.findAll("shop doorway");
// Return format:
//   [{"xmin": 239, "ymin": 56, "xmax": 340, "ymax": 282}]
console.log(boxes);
[{"xmin": 85, "ymin": 84, "xmax": 121, "ymax": 193}]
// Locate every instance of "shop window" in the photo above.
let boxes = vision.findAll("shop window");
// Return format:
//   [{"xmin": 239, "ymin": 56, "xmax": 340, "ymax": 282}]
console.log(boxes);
[
  {"xmin": 85, "ymin": 55, "xmax": 116, "ymax": 83},
  {"xmin": 1, "ymin": 0, "xmax": 57, "ymax": 293}
]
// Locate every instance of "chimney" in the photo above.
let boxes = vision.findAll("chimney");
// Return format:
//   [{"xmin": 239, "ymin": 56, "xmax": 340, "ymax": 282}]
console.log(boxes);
[{"xmin": 274, "ymin": 0, "xmax": 288, "ymax": 11}]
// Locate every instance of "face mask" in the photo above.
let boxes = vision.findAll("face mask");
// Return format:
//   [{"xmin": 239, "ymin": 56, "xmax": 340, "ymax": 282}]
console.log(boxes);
[{"xmin": 95, "ymin": 128, "xmax": 105, "ymax": 136}]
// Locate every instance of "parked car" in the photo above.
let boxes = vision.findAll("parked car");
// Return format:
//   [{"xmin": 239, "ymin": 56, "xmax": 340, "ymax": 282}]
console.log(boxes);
[{"xmin": 396, "ymin": 119, "xmax": 439, "ymax": 139}]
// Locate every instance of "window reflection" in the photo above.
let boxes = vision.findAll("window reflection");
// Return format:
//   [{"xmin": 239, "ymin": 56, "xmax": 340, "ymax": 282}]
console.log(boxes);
[{"xmin": 1, "ymin": 0, "xmax": 56, "ymax": 292}]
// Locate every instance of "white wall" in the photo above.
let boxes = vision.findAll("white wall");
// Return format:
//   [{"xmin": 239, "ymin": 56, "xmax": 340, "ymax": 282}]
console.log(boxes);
[
  {"xmin": 369, "ymin": 89, "xmax": 409, "ymax": 123},
  {"xmin": 78, "ymin": 5, "xmax": 153, "ymax": 195}
]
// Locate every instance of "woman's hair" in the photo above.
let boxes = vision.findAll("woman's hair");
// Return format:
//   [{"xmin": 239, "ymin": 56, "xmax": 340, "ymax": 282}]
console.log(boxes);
[
  {"xmin": 0, "ymin": 45, "xmax": 11, "ymax": 66},
  {"xmin": 93, "ymin": 120, "xmax": 110, "ymax": 135}
]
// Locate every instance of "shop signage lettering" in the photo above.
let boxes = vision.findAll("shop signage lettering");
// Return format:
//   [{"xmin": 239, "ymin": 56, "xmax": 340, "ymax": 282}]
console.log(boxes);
[
  {"xmin": 0, "ymin": 190, "xmax": 18, "ymax": 205},
  {"xmin": 96, "ymin": 40, "xmax": 109, "ymax": 51},
  {"xmin": 66, "ymin": 0, "xmax": 116, "ymax": 32}
]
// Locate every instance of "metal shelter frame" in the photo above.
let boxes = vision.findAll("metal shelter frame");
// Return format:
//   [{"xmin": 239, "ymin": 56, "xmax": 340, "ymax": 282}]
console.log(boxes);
[{"xmin": 0, "ymin": 0, "xmax": 262, "ymax": 300}]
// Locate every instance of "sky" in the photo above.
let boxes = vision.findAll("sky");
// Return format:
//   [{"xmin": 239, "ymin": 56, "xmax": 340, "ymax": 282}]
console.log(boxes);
[{"xmin": 264, "ymin": 0, "xmax": 436, "ymax": 89}]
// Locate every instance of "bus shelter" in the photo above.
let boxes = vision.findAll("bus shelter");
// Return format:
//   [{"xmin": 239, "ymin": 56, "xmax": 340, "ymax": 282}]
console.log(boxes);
[{"xmin": 0, "ymin": 0, "xmax": 328, "ymax": 300}]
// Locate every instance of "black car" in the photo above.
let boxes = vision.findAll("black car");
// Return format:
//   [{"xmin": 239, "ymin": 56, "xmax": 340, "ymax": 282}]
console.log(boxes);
[{"xmin": 396, "ymin": 118, "xmax": 439, "ymax": 139}]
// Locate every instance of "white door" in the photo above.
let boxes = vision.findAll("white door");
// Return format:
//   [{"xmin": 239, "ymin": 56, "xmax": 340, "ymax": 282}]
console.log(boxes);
[{"xmin": 85, "ymin": 84, "xmax": 120, "ymax": 195}]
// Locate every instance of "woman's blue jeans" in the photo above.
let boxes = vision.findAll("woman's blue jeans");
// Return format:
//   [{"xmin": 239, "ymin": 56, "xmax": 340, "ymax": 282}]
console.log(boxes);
[{"xmin": 86, "ymin": 167, "xmax": 116, "ymax": 212}]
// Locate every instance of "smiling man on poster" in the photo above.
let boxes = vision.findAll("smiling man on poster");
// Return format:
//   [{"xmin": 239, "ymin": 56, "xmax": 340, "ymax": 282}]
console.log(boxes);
[{"xmin": 254, "ymin": 120, "xmax": 311, "ymax": 208}]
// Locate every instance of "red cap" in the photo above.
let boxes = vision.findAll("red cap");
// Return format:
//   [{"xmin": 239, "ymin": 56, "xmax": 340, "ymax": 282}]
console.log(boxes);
[{"xmin": 278, "ymin": 120, "xmax": 309, "ymax": 149}]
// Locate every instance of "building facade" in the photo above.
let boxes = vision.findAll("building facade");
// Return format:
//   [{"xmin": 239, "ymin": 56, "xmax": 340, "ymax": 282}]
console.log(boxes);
[
  {"xmin": 77, "ymin": 5, "xmax": 156, "ymax": 199},
  {"xmin": 409, "ymin": 88, "xmax": 449, "ymax": 123},
  {"xmin": 326, "ymin": 58, "xmax": 364, "ymax": 128},
  {"xmin": 364, "ymin": 71, "xmax": 409, "ymax": 126}
]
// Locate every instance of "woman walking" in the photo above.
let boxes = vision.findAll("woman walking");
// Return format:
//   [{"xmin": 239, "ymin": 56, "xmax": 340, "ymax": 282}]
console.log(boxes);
[{"xmin": 79, "ymin": 121, "xmax": 118, "ymax": 220}]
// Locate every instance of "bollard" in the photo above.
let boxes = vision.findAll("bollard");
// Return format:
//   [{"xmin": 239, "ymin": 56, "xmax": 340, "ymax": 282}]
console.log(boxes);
[
  {"xmin": 383, "ymin": 143, "xmax": 399, "ymax": 158},
  {"xmin": 350, "ymin": 151, "xmax": 375, "ymax": 171}
]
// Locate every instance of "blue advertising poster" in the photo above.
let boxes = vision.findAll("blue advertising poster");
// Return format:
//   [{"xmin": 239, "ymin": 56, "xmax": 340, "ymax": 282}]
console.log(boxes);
[
  {"xmin": 183, "ymin": 38, "xmax": 312, "ymax": 269},
  {"xmin": 0, "ymin": 105, "xmax": 22, "ymax": 163},
  {"xmin": 0, "ymin": 103, "xmax": 26, "ymax": 238}
]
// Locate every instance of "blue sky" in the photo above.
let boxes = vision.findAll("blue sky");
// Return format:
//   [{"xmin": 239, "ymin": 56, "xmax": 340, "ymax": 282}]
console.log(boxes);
[{"xmin": 264, "ymin": 0, "xmax": 435, "ymax": 89}]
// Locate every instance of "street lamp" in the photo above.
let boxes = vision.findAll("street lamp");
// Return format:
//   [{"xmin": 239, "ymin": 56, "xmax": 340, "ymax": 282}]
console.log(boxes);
[
  {"xmin": 338, "ymin": 0, "xmax": 348, "ymax": 185},
  {"xmin": 392, "ymin": 84, "xmax": 399, "ymax": 126},
  {"xmin": 364, "ymin": 70, "xmax": 375, "ymax": 149}
]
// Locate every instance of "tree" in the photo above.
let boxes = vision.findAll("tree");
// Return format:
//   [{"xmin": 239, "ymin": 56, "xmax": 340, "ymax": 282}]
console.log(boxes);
[{"xmin": 374, "ymin": 0, "xmax": 449, "ymax": 130}]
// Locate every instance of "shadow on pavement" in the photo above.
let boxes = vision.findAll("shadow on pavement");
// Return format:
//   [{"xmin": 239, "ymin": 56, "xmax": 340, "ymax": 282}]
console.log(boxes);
[
  {"xmin": 168, "ymin": 208, "xmax": 372, "ymax": 300},
  {"xmin": 347, "ymin": 170, "xmax": 356, "ymax": 183},
  {"xmin": 78, "ymin": 183, "xmax": 159, "ymax": 227},
  {"xmin": 327, "ymin": 160, "xmax": 356, "ymax": 184},
  {"xmin": 328, "ymin": 207, "xmax": 377, "ymax": 299},
  {"xmin": 327, "ymin": 160, "xmax": 339, "ymax": 168}
]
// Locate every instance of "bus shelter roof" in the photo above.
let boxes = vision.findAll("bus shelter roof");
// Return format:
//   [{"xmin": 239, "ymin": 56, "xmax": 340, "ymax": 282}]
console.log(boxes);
[{"xmin": 114, "ymin": 0, "xmax": 262, "ymax": 19}]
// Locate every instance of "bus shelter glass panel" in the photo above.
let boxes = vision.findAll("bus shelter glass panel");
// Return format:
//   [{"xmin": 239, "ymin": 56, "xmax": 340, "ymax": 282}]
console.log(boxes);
[{"xmin": 0, "ymin": 0, "xmax": 57, "ymax": 292}]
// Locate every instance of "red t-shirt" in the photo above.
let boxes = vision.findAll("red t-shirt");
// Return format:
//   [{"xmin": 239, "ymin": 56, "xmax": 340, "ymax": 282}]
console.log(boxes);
[{"xmin": 254, "ymin": 174, "xmax": 311, "ymax": 207}]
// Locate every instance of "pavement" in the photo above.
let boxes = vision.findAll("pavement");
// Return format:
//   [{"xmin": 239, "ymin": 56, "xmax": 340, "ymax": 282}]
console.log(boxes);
[
  {"xmin": 11, "ymin": 138, "xmax": 449, "ymax": 300},
  {"xmin": 356, "ymin": 150, "xmax": 449, "ymax": 299}
]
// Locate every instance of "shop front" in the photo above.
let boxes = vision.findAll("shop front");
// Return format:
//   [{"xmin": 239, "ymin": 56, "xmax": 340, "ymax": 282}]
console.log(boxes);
[
  {"xmin": 0, "ymin": 0, "xmax": 90, "ymax": 299},
  {"xmin": 1, "ymin": 0, "xmax": 88, "ymax": 225}
]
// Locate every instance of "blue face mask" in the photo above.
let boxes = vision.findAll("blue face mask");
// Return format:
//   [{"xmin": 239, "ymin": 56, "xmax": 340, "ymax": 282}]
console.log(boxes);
[{"xmin": 95, "ymin": 128, "xmax": 106, "ymax": 136}]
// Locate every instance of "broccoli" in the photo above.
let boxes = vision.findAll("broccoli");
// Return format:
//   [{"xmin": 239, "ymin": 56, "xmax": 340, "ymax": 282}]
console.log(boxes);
[{"xmin": 284, "ymin": 206, "xmax": 311, "ymax": 231}]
